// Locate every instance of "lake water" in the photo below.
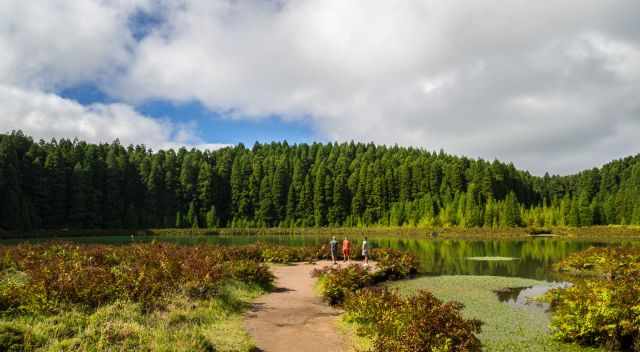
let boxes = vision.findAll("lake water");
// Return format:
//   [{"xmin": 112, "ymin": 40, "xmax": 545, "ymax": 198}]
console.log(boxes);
[{"xmin": 6, "ymin": 235, "xmax": 635, "ymax": 281}]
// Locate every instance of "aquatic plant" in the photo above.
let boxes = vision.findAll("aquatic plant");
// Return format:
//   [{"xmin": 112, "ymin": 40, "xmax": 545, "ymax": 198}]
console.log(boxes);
[{"xmin": 465, "ymin": 256, "xmax": 519, "ymax": 261}]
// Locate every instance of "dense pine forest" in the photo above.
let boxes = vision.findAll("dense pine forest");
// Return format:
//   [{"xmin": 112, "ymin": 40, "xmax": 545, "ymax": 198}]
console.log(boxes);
[{"xmin": 1, "ymin": 130, "xmax": 640, "ymax": 234}]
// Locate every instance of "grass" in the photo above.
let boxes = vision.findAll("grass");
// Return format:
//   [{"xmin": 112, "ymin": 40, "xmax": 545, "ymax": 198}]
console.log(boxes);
[
  {"xmin": 384, "ymin": 276, "xmax": 602, "ymax": 352},
  {"xmin": 337, "ymin": 317, "xmax": 373, "ymax": 352},
  {"xmin": 0, "ymin": 280, "xmax": 264, "ymax": 352}
]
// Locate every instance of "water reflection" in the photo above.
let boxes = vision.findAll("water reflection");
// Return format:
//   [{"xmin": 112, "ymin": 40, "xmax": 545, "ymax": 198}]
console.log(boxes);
[
  {"xmin": 205, "ymin": 236, "xmax": 636, "ymax": 280},
  {"xmin": 370, "ymin": 238, "xmax": 617, "ymax": 280},
  {"xmin": 495, "ymin": 282, "xmax": 571, "ymax": 310}
]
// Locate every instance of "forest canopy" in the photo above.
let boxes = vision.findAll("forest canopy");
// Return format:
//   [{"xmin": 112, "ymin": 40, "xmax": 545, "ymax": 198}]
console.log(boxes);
[{"xmin": 1, "ymin": 131, "xmax": 640, "ymax": 233}]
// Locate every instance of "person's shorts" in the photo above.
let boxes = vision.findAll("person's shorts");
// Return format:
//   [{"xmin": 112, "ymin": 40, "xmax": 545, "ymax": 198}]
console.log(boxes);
[{"xmin": 362, "ymin": 250, "xmax": 368, "ymax": 257}]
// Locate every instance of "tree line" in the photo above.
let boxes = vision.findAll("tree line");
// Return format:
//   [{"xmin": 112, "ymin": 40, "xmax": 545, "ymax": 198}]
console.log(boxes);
[{"xmin": 1, "ymin": 131, "xmax": 640, "ymax": 234}]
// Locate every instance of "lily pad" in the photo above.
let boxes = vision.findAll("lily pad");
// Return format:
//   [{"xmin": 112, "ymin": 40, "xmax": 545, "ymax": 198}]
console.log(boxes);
[{"xmin": 465, "ymin": 256, "xmax": 520, "ymax": 261}]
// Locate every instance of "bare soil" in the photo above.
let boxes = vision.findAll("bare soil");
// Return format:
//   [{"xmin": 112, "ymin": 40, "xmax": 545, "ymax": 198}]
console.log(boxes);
[{"xmin": 245, "ymin": 260, "xmax": 364, "ymax": 352}]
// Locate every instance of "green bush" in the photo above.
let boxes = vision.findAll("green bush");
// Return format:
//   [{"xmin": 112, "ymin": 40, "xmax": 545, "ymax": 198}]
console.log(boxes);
[
  {"xmin": 313, "ymin": 265, "xmax": 373, "ymax": 305},
  {"xmin": 370, "ymin": 248, "xmax": 419, "ymax": 281},
  {"xmin": 312, "ymin": 249, "xmax": 419, "ymax": 305},
  {"xmin": 344, "ymin": 287, "xmax": 482, "ymax": 352},
  {"xmin": 225, "ymin": 260, "xmax": 275, "ymax": 290},
  {"xmin": 548, "ymin": 247, "xmax": 640, "ymax": 350}
]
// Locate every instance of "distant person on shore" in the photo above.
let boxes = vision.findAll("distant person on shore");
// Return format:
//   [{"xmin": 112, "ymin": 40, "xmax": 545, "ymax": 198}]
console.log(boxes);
[
  {"xmin": 342, "ymin": 237, "xmax": 351, "ymax": 262},
  {"xmin": 329, "ymin": 236, "xmax": 338, "ymax": 264},
  {"xmin": 362, "ymin": 237, "xmax": 369, "ymax": 266}
]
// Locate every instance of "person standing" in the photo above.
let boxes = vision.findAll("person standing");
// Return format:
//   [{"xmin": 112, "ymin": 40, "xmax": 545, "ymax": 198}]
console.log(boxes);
[
  {"xmin": 342, "ymin": 237, "xmax": 351, "ymax": 262},
  {"xmin": 362, "ymin": 237, "xmax": 369, "ymax": 266},
  {"xmin": 329, "ymin": 236, "xmax": 338, "ymax": 264}
]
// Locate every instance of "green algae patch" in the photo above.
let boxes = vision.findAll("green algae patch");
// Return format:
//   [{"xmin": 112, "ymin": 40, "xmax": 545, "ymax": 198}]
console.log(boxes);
[
  {"xmin": 388, "ymin": 276, "xmax": 601, "ymax": 352},
  {"xmin": 465, "ymin": 256, "xmax": 520, "ymax": 261}
]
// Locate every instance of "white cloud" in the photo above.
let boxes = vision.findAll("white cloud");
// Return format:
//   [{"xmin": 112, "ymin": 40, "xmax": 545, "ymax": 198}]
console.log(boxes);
[
  {"xmin": 0, "ymin": 85, "xmax": 228, "ymax": 151},
  {"xmin": 0, "ymin": 0, "xmax": 151, "ymax": 89},
  {"xmin": 108, "ymin": 0, "xmax": 640, "ymax": 174},
  {"xmin": 2, "ymin": 0, "xmax": 640, "ymax": 174},
  {"xmin": 0, "ymin": 0, "xmax": 227, "ymax": 151}
]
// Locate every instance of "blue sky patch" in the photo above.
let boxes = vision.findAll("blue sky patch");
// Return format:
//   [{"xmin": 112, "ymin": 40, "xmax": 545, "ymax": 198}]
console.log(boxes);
[
  {"xmin": 137, "ymin": 100, "xmax": 317, "ymax": 145},
  {"xmin": 58, "ymin": 83, "xmax": 316, "ymax": 146},
  {"xmin": 128, "ymin": 8, "xmax": 165, "ymax": 41}
]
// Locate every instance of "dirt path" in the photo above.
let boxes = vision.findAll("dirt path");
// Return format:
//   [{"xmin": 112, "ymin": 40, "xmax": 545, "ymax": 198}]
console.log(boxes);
[{"xmin": 244, "ymin": 260, "xmax": 354, "ymax": 352}]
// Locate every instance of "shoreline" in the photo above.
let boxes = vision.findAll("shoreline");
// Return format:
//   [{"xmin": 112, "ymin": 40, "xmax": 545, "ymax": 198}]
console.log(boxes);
[{"xmin": 4, "ymin": 225, "xmax": 640, "ymax": 241}]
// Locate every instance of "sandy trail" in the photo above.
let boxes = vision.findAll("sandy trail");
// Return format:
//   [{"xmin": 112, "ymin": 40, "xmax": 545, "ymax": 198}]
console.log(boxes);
[{"xmin": 244, "ymin": 260, "xmax": 359, "ymax": 352}]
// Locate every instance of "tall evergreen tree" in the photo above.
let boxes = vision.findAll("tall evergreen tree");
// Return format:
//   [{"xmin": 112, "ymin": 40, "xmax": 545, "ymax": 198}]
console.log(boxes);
[{"xmin": 4, "ymin": 131, "xmax": 640, "ymax": 234}]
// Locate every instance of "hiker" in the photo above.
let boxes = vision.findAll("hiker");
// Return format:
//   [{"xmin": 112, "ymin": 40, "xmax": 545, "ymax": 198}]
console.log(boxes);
[
  {"xmin": 362, "ymin": 236, "xmax": 369, "ymax": 266},
  {"xmin": 329, "ymin": 236, "xmax": 338, "ymax": 264},
  {"xmin": 342, "ymin": 237, "xmax": 351, "ymax": 262}
]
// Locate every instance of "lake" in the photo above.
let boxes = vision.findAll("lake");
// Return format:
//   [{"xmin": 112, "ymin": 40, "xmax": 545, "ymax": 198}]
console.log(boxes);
[{"xmin": 6, "ymin": 235, "xmax": 635, "ymax": 281}]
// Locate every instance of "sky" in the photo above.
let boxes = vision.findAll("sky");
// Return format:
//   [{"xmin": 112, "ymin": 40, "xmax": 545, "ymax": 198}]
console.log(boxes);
[{"xmin": 1, "ymin": 1, "xmax": 639, "ymax": 175}]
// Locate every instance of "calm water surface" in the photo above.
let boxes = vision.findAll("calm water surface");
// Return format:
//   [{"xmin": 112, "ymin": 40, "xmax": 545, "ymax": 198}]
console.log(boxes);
[{"xmin": 4, "ymin": 235, "xmax": 636, "ymax": 281}]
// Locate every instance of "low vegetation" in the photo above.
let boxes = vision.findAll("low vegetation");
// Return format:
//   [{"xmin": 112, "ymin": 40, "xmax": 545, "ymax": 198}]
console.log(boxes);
[
  {"xmin": 344, "ymin": 287, "xmax": 482, "ymax": 352},
  {"xmin": 313, "ymin": 249, "xmax": 484, "ymax": 351},
  {"xmin": 312, "ymin": 248, "xmax": 419, "ymax": 305},
  {"xmin": 0, "ymin": 242, "xmax": 430, "ymax": 351},
  {"xmin": 388, "ymin": 276, "xmax": 597, "ymax": 352},
  {"xmin": 0, "ymin": 242, "xmax": 275, "ymax": 312},
  {"xmin": 547, "ymin": 247, "xmax": 640, "ymax": 351},
  {"xmin": 0, "ymin": 242, "xmax": 313, "ymax": 351}
]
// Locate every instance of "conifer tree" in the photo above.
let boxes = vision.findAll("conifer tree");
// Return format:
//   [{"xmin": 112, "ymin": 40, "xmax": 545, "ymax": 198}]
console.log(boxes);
[
  {"xmin": 104, "ymin": 147, "xmax": 124, "ymax": 228},
  {"xmin": 206, "ymin": 205, "xmax": 218, "ymax": 228},
  {"xmin": 69, "ymin": 163, "xmax": 89, "ymax": 228},
  {"xmin": 187, "ymin": 201, "xmax": 199, "ymax": 228},
  {"xmin": 258, "ymin": 176, "xmax": 275, "ymax": 226},
  {"xmin": 44, "ymin": 149, "xmax": 67, "ymax": 228},
  {"xmin": 4, "ymin": 131, "xmax": 640, "ymax": 234},
  {"xmin": 313, "ymin": 163, "xmax": 327, "ymax": 227}
]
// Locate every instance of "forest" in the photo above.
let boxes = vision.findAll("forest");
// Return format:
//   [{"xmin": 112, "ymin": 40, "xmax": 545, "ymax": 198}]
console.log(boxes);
[{"xmin": 1, "ymin": 130, "xmax": 640, "ymax": 234}]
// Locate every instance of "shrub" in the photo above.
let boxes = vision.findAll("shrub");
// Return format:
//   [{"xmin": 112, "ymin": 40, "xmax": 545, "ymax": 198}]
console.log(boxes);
[
  {"xmin": 225, "ymin": 260, "xmax": 275, "ymax": 290},
  {"xmin": 344, "ymin": 287, "xmax": 482, "ymax": 352},
  {"xmin": 313, "ymin": 249, "xmax": 420, "ymax": 305},
  {"xmin": 0, "ymin": 242, "xmax": 274, "ymax": 312},
  {"xmin": 314, "ymin": 265, "xmax": 373, "ymax": 305},
  {"xmin": 370, "ymin": 248, "xmax": 419, "ymax": 281},
  {"xmin": 548, "ymin": 247, "xmax": 640, "ymax": 350}
]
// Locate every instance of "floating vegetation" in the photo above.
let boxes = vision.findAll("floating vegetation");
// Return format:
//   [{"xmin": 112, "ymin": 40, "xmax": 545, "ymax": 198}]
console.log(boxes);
[
  {"xmin": 389, "ymin": 276, "xmax": 594, "ymax": 351},
  {"xmin": 465, "ymin": 256, "xmax": 520, "ymax": 261}
]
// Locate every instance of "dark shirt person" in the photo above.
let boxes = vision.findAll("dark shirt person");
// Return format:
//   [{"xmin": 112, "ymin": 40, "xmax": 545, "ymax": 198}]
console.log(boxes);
[{"xmin": 330, "ymin": 236, "xmax": 338, "ymax": 264}]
